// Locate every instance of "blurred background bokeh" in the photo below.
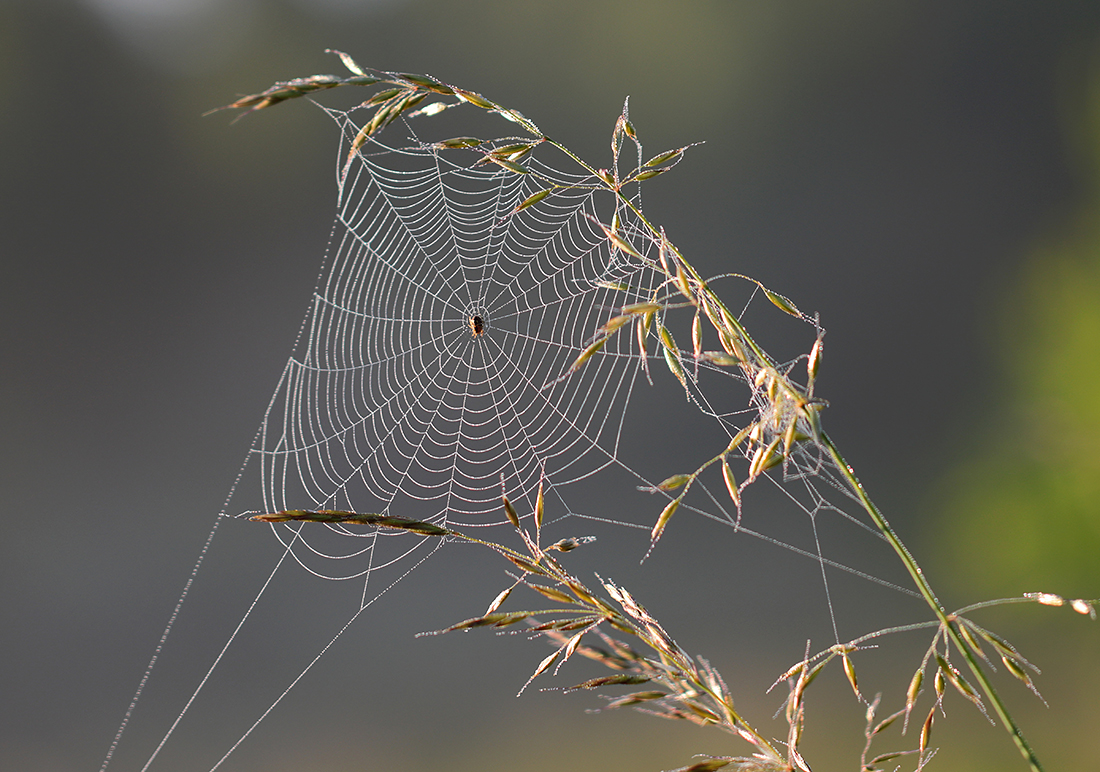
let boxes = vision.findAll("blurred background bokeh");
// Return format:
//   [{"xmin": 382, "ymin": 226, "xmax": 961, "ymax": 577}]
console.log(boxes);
[{"xmin": 2, "ymin": 1, "xmax": 1099, "ymax": 770}]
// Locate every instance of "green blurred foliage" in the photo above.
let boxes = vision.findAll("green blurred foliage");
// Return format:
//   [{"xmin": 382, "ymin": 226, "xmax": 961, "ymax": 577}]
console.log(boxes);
[{"xmin": 935, "ymin": 52, "xmax": 1100, "ymax": 599}]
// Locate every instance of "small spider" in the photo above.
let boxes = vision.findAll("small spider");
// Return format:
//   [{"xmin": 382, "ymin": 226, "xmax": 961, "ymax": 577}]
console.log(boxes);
[{"xmin": 469, "ymin": 315, "xmax": 485, "ymax": 337}]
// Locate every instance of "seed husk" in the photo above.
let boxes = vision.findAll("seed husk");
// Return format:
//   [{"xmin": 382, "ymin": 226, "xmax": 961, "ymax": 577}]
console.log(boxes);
[
  {"xmin": 763, "ymin": 287, "xmax": 801, "ymax": 317},
  {"xmin": 398, "ymin": 72, "xmax": 445, "ymax": 90},
  {"xmin": 564, "ymin": 674, "xmax": 652, "ymax": 692},
  {"xmin": 651, "ymin": 496, "xmax": 681, "ymax": 542},
  {"xmin": 841, "ymin": 652, "xmax": 861, "ymax": 699},
  {"xmin": 906, "ymin": 668, "xmax": 923, "ymax": 711},
  {"xmin": 505, "ymin": 554, "xmax": 544, "ymax": 575},
  {"xmin": 636, "ymin": 317, "xmax": 650, "ymax": 376},
  {"xmin": 919, "ymin": 707, "xmax": 935, "ymax": 754},
  {"xmin": 869, "ymin": 752, "xmax": 906, "ymax": 765},
  {"xmin": 530, "ymin": 649, "xmax": 561, "ymax": 680},
  {"xmin": 490, "ymin": 142, "xmax": 534, "ymax": 158},
  {"xmin": 535, "ymin": 478, "xmax": 545, "ymax": 530},
  {"xmin": 454, "ymin": 88, "xmax": 494, "ymax": 109},
  {"xmin": 871, "ymin": 710, "xmax": 902, "ymax": 736},
  {"xmin": 808, "ymin": 337, "xmax": 823, "ymax": 380},
  {"xmin": 438, "ymin": 136, "xmax": 483, "ymax": 148},
  {"xmin": 531, "ymin": 584, "xmax": 574, "ymax": 604},
  {"xmin": 326, "ymin": 48, "xmax": 368, "ymax": 76},
  {"xmin": 442, "ymin": 611, "xmax": 534, "ymax": 632},
  {"xmin": 634, "ymin": 168, "xmax": 668, "ymax": 181},
  {"xmin": 721, "ymin": 458, "xmax": 740, "ymax": 508},
  {"xmin": 1002, "ymin": 655, "xmax": 1032, "ymax": 684},
  {"xmin": 783, "ymin": 419, "xmax": 799, "ymax": 455},
  {"xmin": 364, "ymin": 87, "xmax": 404, "ymax": 106},
  {"xmin": 606, "ymin": 230, "xmax": 644, "ymax": 259},
  {"xmin": 488, "ymin": 156, "xmax": 529, "ymax": 174},
  {"xmin": 1071, "ymin": 599, "xmax": 1096, "ymax": 617},
  {"xmin": 484, "ymin": 586, "xmax": 513, "ymax": 614},
  {"xmin": 603, "ymin": 690, "xmax": 666, "ymax": 709},
  {"xmin": 513, "ymin": 188, "xmax": 552, "ymax": 211},
  {"xmin": 599, "ymin": 314, "xmax": 633, "ymax": 334},
  {"xmin": 958, "ymin": 623, "xmax": 987, "ymax": 660},
  {"xmin": 726, "ymin": 424, "xmax": 753, "ymax": 453},
  {"xmin": 663, "ymin": 341, "xmax": 687, "ymax": 389},
  {"xmin": 675, "ymin": 262, "xmax": 693, "ymax": 299},
  {"xmin": 700, "ymin": 351, "xmax": 739, "ymax": 366},
  {"xmin": 656, "ymin": 473, "xmax": 692, "ymax": 491},
  {"xmin": 692, "ymin": 312, "xmax": 703, "ymax": 359},
  {"xmin": 579, "ymin": 335, "xmax": 609, "ymax": 365},
  {"xmin": 502, "ymin": 495, "xmax": 520, "ymax": 528},
  {"xmin": 644, "ymin": 147, "xmax": 685, "ymax": 167},
  {"xmin": 622, "ymin": 301, "xmax": 662, "ymax": 315}
]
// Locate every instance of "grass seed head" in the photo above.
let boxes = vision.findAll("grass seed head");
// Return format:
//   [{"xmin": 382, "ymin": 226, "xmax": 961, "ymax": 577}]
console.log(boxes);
[
  {"xmin": 721, "ymin": 458, "xmax": 741, "ymax": 508},
  {"xmin": 514, "ymin": 188, "xmax": 552, "ymax": 212},
  {"xmin": 919, "ymin": 707, "xmax": 935, "ymax": 755},
  {"xmin": 807, "ymin": 336, "xmax": 823, "ymax": 380},
  {"xmin": 842, "ymin": 652, "xmax": 861, "ymax": 700},
  {"xmin": 1070, "ymin": 598, "xmax": 1096, "ymax": 617},
  {"xmin": 651, "ymin": 496, "xmax": 681, "ymax": 543},
  {"xmin": 656, "ymin": 473, "xmax": 692, "ymax": 491},
  {"xmin": 502, "ymin": 495, "xmax": 520, "ymax": 528},
  {"xmin": 906, "ymin": 668, "xmax": 923, "ymax": 712}
]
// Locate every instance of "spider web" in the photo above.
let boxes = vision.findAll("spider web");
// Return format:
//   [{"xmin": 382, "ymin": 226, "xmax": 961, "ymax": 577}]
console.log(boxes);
[{"xmin": 103, "ymin": 100, "xmax": 925, "ymax": 772}]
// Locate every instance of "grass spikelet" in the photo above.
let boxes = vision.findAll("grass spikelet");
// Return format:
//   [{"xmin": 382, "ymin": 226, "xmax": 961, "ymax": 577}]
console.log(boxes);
[
  {"xmin": 599, "ymin": 314, "xmax": 634, "ymax": 335},
  {"xmin": 326, "ymin": 48, "xmax": 368, "ymax": 76},
  {"xmin": 762, "ymin": 286, "xmax": 802, "ymax": 318},
  {"xmin": 655, "ymin": 474, "xmax": 692, "ymax": 491},
  {"xmin": 663, "ymin": 342, "xmax": 688, "ymax": 390},
  {"xmin": 535, "ymin": 477, "xmax": 545, "ymax": 531},
  {"xmin": 842, "ymin": 652, "xmax": 862, "ymax": 700},
  {"xmin": 1070, "ymin": 599, "xmax": 1096, "ymax": 617},
  {"xmin": 487, "ymin": 156, "xmax": 529, "ymax": 174},
  {"xmin": 692, "ymin": 311, "xmax": 703, "ymax": 360},
  {"xmin": 644, "ymin": 147, "xmax": 685, "ymax": 167},
  {"xmin": 453, "ymin": 88, "xmax": 494, "ymax": 109},
  {"xmin": 502, "ymin": 495, "xmax": 520, "ymax": 528},
  {"xmin": 675, "ymin": 261, "xmax": 693, "ymax": 300},
  {"xmin": 633, "ymin": 168, "xmax": 668, "ymax": 181},
  {"xmin": 721, "ymin": 458, "xmax": 741, "ymax": 508},
  {"xmin": 514, "ymin": 188, "xmax": 553, "ymax": 212},
  {"xmin": 437, "ymin": 136, "xmax": 483, "ymax": 148},
  {"xmin": 905, "ymin": 668, "xmax": 923, "ymax": 723},
  {"xmin": 807, "ymin": 336, "xmax": 823, "ymax": 381},
  {"xmin": 651, "ymin": 496, "xmax": 682, "ymax": 543},
  {"xmin": 485, "ymin": 586, "xmax": 514, "ymax": 615},
  {"xmin": 919, "ymin": 707, "xmax": 935, "ymax": 756},
  {"xmin": 621, "ymin": 301, "xmax": 662, "ymax": 315},
  {"xmin": 220, "ymin": 61, "xmax": 1083, "ymax": 772},
  {"xmin": 958, "ymin": 622, "xmax": 988, "ymax": 661},
  {"xmin": 505, "ymin": 554, "xmax": 545, "ymax": 575}
]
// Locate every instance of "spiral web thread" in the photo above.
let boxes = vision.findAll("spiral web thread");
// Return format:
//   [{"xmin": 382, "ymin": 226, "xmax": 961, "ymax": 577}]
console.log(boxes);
[
  {"xmin": 247, "ymin": 105, "xmax": 916, "ymax": 593},
  {"xmin": 250, "ymin": 105, "xmax": 673, "ymax": 579},
  {"xmin": 107, "ymin": 102, "xmax": 925, "ymax": 772}
]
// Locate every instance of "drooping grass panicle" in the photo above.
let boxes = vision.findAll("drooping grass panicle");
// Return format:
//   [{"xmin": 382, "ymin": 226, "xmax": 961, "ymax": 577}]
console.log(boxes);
[{"xmin": 224, "ymin": 56, "xmax": 1099, "ymax": 772}]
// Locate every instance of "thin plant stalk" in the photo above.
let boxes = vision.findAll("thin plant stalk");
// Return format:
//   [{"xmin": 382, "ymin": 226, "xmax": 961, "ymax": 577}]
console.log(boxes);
[{"xmin": 215, "ymin": 59, "xmax": 1073, "ymax": 770}]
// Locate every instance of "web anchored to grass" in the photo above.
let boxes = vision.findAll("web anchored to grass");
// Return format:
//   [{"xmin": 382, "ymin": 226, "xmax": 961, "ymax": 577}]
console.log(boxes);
[{"xmin": 105, "ymin": 53, "xmax": 1097, "ymax": 772}]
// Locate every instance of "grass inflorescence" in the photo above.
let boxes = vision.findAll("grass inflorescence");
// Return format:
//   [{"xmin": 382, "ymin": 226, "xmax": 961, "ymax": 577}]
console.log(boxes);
[{"xmin": 226, "ymin": 51, "xmax": 1097, "ymax": 772}]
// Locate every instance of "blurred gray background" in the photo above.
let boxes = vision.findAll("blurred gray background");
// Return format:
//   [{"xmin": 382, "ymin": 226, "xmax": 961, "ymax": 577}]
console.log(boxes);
[{"xmin": 3, "ymin": 1, "xmax": 1099, "ymax": 771}]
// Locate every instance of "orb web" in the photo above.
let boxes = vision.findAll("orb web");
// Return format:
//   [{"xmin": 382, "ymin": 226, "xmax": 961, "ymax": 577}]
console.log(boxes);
[
  {"xmin": 103, "ymin": 94, "xmax": 930, "ymax": 772},
  {"xmin": 253, "ymin": 105, "xmax": 662, "ymax": 579}
]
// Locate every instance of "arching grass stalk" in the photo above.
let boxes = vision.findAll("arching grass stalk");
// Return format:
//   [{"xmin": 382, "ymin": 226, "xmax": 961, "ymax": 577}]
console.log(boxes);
[{"xmin": 220, "ymin": 53, "xmax": 1097, "ymax": 770}]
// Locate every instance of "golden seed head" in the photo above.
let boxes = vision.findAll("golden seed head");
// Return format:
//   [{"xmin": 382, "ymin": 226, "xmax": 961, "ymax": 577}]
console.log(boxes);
[{"xmin": 1070, "ymin": 599, "xmax": 1096, "ymax": 617}]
